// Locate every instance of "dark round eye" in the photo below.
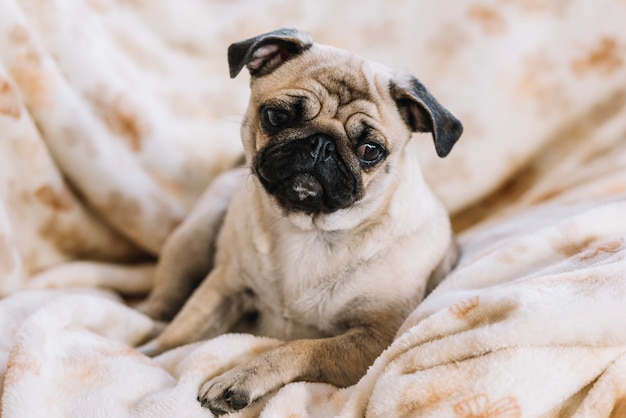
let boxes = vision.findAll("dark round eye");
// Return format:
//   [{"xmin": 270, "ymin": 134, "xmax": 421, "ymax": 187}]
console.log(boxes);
[
  {"xmin": 357, "ymin": 142, "xmax": 385, "ymax": 165},
  {"xmin": 264, "ymin": 108, "xmax": 290, "ymax": 128}
]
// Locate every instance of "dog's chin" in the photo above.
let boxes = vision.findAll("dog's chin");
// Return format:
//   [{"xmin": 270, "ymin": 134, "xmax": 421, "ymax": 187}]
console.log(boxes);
[
  {"xmin": 284, "ymin": 200, "xmax": 373, "ymax": 232},
  {"xmin": 267, "ymin": 173, "xmax": 353, "ymax": 215},
  {"xmin": 257, "ymin": 172, "xmax": 366, "ymax": 231}
]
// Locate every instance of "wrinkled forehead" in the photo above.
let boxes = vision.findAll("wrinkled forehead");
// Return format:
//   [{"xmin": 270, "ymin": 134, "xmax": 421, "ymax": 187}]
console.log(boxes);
[{"xmin": 251, "ymin": 44, "xmax": 393, "ymax": 107}]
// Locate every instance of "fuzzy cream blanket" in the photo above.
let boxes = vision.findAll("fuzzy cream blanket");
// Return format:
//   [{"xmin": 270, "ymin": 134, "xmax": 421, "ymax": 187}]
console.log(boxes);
[{"xmin": 1, "ymin": 0, "xmax": 626, "ymax": 417}]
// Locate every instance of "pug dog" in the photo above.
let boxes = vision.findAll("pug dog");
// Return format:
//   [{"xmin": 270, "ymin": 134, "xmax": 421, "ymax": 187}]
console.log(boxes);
[{"xmin": 139, "ymin": 28, "xmax": 463, "ymax": 415}]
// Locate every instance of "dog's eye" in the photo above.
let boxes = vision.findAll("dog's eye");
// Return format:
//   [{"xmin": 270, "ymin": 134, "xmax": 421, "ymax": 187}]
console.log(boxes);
[
  {"xmin": 357, "ymin": 142, "xmax": 385, "ymax": 165},
  {"xmin": 264, "ymin": 108, "xmax": 291, "ymax": 128}
]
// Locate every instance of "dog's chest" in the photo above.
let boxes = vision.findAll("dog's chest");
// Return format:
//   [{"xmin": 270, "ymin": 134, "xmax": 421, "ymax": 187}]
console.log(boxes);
[{"xmin": 241, "ymin": 226, "xmax": 362, "ymax": 338}]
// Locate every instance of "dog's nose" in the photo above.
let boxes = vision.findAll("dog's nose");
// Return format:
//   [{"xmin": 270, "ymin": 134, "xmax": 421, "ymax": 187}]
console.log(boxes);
[{"xmin": 307, "ymin": 134, "xmax": 335, "ymax": 162}]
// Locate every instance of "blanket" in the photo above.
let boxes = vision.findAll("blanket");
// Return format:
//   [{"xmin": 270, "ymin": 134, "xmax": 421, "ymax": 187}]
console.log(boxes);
[{"xmin": 1, "ymin": 0, "xmax": 626, "ymax": 416}]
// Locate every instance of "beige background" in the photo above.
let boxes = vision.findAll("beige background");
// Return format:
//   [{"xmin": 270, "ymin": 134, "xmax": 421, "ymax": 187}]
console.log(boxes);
[{"xmin": 0, "ymin": 1, "xmax": 625, "ymax": 416}]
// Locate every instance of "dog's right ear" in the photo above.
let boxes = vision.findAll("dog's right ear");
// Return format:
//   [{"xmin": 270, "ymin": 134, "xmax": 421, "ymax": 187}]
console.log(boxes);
[{"xmin": 228, "ymin": 28, "xmax": 313, "ymax": 79}]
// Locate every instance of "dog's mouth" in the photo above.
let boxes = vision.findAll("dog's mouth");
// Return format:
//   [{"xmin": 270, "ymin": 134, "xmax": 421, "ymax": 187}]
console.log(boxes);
[
  {"xmin": 254, "ymin": 135, "xmax": 361, "ymax": 214},
  {"xmin": 291, "ymin": 173, "xmax": 322, "ymax": 201},
  {"xmin": 274, "ymin": 173, "xmax": 331, "ymax": 213}
]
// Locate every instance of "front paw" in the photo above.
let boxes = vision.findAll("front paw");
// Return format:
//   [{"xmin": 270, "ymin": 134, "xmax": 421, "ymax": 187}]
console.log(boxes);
[{"xmin": 197, "ymin": 368, "xmax": 258, "ymax": 416}]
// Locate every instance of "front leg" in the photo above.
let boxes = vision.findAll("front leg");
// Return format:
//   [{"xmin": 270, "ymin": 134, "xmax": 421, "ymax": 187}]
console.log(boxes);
[
  {"xmin": 139, "ymin": 168, "xmax": 244, "ymax": 321},
  {"xmin": 138, "ymin": 266, "xmax": 249, "ymax": 356},
  {"xmin": 198, "ymin": 325, "xmax": 392, "ymax": 415}
]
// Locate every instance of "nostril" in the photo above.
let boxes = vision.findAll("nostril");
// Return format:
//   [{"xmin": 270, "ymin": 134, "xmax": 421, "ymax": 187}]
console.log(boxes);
[
  {"xmin": 309, "ymin": 135, "xmax": 335, "ymax": 162},
  {"xmin": 322, "ymin": 141, "xmax": 335, "ymax": 161}
]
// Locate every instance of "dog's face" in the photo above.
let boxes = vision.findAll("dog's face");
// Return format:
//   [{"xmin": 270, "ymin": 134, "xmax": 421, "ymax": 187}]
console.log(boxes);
[{"xmin": 229, "ymin": 29, "xmax": 463, "ymax": 222}]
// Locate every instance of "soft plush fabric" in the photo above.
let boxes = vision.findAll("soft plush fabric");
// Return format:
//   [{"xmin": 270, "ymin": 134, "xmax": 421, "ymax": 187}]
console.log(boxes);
[{"xmin": 1, "ymin": 0, "xmax": 625, "ymax": 416}]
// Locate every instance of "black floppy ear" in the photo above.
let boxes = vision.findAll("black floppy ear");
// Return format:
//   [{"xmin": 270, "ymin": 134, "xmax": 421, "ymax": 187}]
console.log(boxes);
[
  {"xmin": 228, "ymin": 28, "xmax": 313, "ymax": 78},
  {"xmin": 390, "ymin": 75, "xmax": 463, "ymax": 158}
]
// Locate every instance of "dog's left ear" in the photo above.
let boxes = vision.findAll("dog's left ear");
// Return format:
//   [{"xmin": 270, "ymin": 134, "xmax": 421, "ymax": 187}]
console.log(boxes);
[
  {"xmin": 390, "ymin": 75, "xmax": 463, "ymax": 158},
  {"xmin": 228, "ymin": 28, "xmax": 313, "ymax": 78}
]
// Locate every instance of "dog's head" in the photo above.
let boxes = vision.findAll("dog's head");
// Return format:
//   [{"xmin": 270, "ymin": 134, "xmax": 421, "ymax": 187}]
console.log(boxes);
[{"xmin": 229, "ymin": 28, "xmax": 462, "ymax": 221}]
